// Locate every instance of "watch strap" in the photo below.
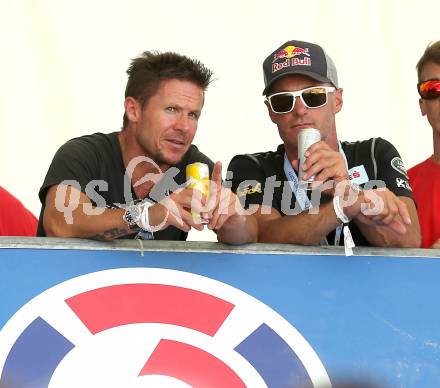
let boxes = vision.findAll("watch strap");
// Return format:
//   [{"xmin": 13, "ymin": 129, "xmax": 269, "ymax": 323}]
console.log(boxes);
[{"xmin": 123, "ymin": 200, "xmax": 155, "ymax": 232}]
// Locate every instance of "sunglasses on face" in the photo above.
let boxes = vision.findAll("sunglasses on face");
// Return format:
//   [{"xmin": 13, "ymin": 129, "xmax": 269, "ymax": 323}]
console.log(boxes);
[
  {"xmin": 418, "ymin": 79, "xmax": 440, "ymax": 100},
  {"xmin": 267, "ymin": 86, "xmax": 336, "ymax": 114}
]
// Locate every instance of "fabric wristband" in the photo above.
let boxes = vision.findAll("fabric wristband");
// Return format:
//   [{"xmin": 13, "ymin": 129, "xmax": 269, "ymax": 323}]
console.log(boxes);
[
  {"xmin": 333, "ymin": 195, "xmax": 355, "ymax": 256},
  {"xmin": 138, "ymin": 200, "xmax": 155, "ymax": 232},
  {"xmin": 333, "ymin": 195, "xmax": 351, "ymax": 224}
]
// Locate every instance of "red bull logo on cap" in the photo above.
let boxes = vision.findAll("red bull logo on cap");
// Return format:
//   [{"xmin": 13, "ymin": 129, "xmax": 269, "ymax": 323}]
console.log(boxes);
[
  {"xmin": 272, "ymin": 45, "xmax": 312, "ymax": 73},
  {"xmin": 272, "ymin": 45, "xmax": 310, "ymax": 62}
]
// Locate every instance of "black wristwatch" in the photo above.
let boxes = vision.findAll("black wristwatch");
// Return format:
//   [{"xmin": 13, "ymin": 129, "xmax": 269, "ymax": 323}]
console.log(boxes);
[{"xmin": 123, "ymin": 204, "xmax": 141, "ymax": 227}]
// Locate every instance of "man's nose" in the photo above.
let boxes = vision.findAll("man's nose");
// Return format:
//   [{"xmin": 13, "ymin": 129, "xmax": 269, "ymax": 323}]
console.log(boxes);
[
  {"xmin": 176, "ymin": 113, "xmax": 190, "ymax": 130},
  {"xmin": 292, "ymin": 96, "xmax": 307, "ymax": 115}
]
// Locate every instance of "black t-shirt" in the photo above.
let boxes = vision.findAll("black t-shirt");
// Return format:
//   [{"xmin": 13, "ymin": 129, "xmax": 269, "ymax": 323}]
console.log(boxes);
[
  {"xmin": 37, "ymin": 132, "xmax": 214, "ymax": 240},
  {"xmin": 227, "ymin": 138, "xmax": 413, "ymax": 246}
]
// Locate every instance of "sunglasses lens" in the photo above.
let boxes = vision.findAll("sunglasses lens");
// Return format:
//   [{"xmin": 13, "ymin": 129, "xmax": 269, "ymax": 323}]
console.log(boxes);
[
  {"xmin": 419, "ymin": 80, "xmax": 440, "ymax": 99},
  {"xmin": 302, "ymin": 87, "xmax": 328, "ymax": 108},
  {"xmin": 270, "ymin": 94, "xmax": 294, "ymax": 113}
]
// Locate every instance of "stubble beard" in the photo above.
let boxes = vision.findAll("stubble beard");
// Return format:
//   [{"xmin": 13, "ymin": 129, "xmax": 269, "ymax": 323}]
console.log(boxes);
[{"xmin": 145, "ymin": 142, "xmax": 191, "ymax": 169}]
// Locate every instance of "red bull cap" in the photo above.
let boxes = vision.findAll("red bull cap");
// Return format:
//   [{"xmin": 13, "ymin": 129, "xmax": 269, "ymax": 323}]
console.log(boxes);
[{"xmin": 263, "ymin": 39, "xmax": 338, "ymax": 95}]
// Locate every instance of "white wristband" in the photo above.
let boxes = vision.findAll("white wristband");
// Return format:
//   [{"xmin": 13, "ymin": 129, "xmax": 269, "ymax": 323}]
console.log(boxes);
[
  {"xmin": 333, "ymin": 195, "xmax": 350, "ymax": 224},
  {"xmin": 333, "ymin": 195, "xmax": 356, "ymax": 256},
  {"xmin": 138, "ymin": 201, "xmax": 155, "ymax": 232}
]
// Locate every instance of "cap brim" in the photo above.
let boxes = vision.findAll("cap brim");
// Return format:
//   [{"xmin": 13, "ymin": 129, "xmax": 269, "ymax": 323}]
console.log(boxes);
[{"xmin": 263, "ymin": 70, "xmax": 333, "ymax": 95}]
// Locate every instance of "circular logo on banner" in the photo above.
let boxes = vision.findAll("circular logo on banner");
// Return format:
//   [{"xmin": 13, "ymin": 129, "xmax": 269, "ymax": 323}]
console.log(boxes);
[{"xmin": 0, "ymin": 268, "xmax": 331, "ymax": 387}]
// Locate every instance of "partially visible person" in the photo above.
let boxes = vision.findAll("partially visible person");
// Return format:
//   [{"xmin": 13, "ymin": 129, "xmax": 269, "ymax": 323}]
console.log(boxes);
[
  {"xmin": 408, "ymin": 40, "xmax": 440, "ymax": 249},
  {"xmin": 228, "ymin": 39, "xmax": 420, "ymax": 249},
  {"xmin": 0, "ymin": 186, "xmax": 38, "ymax": 236},
  {"xmin": 38, "ymin": 51, "xmax": 257, "ymax": 244}
]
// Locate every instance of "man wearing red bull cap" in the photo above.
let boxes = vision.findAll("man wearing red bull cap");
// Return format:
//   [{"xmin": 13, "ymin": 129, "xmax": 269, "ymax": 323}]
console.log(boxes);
[
  {"xmin": 408, "ymin": 41, "xmax": 440, "ymax": 248},
  {"xmin": 228, "ymin": 39, "xmax": 421, "ymax": 249}
]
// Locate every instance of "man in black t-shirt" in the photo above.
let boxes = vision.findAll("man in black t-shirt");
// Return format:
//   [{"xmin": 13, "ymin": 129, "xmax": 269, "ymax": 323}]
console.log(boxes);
[
  {"xmin": 228, "ymin": 39, "xmax": 420, "ymax": 248},
  {"xmin": 39, "ymin": 51, "xmax": 257, "ymax": 243}
]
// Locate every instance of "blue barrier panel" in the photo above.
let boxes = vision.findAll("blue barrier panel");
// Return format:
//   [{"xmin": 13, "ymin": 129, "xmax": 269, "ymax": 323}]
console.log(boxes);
[{"xmin": 0, "ymin": 237, "xmax": 439, "ymax": 387}]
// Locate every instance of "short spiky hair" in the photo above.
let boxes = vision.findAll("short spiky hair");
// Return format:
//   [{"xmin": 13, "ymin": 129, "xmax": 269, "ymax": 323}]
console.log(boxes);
[
  {"xmin": 123, "ymin": 51, "xmax": 213, "ymax": 128},
  {"xmin": 417, "ymin": 41, "xmax": 440, "ymax": 82}
]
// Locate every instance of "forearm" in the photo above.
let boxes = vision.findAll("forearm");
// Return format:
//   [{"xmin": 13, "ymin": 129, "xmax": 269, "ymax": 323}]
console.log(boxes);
[
  {"xmin": 43, "ymin": 184, "xmax": 136, "ymax": 240},
  {"xmin": 258, "ymin": 202, "xmax": 340, "ymax": 245},
  {"xmin": 44, "ymin": 206, "xmax": 133, "ymax": 240},
  {"xmin": 353, "ymin": 196, "xmax": 421, "ymax": 248},
  {"xmin": 216, "ymin": 214, "xmax": 258, "ymax": 245},
  {"xmin": 354, "ymin": 221, "xmax": 420, "ymax": 248}
]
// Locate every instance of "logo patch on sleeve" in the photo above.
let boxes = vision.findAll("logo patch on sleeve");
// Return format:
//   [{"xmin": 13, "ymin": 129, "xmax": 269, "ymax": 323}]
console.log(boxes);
[
  {"xmin": 237, "ymin": 183, "xmax": 262, "ymax": 197},
  {"xmin": 391, "ymin": 157, "xmax": 408, "ymax": 177},
  {"xmin": 396, "ymin": 178, "xmax": 412, "ymax": 191}
]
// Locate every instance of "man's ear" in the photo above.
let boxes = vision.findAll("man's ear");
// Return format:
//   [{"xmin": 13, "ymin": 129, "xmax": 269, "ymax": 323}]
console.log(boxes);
[
  {"xmin": 124, "ymin": 97, "xmax": 141, "ymax": 123},
  {"xmin": 419, "ymin": 98, "xmax": 427, "ymax": 116},
  {"xmin": 334, "ymin": 87, "xmax": 343, "ymax": 114}
]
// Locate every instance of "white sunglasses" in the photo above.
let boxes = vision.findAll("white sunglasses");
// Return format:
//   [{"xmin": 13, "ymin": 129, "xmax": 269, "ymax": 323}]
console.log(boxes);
[{"xmin": 267, "ymin": 86, "xmax": 336, "ymax": 114}]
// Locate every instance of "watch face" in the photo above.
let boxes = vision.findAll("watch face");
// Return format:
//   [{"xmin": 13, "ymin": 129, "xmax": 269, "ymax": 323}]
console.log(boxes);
[{"xmin": 124, "ymin": 205, "xmax": 141, "ymax": 226}]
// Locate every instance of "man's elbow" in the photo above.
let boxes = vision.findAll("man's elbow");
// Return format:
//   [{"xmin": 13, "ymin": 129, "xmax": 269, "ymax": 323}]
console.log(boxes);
[
  {"xmin": 396, "ymin": 233, "xmax": 421, "ymax": 249},
  {"xmin": 217, "ymin": 230, "xmax": 258, "ymax": 245},
  {"xmin": 217, "ymin": 215, "xmax": 258, "ymax": 245},
  {"xmin": 43, "ymin": 212, "xmax": 76, "ymax": 238},
  {"xmin": 218, "ymin": 233, "xmax": 256, "ymax": 245},
  {"xmin": 396, "ymin": 222, "xmax": 422, "ymax": 248},
  {"xmin": 383, "ymin": 231, "xmax": 421, "ymax": 249},
  {"xmin": 258, "ymin": 230, "xmax": 321, "ymax": 245}
]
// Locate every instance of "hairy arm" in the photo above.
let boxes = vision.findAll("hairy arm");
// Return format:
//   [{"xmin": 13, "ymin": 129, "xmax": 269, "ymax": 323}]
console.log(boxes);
[
  {"xmin": 215, "ymin": 212, "xmax": 258, "ymax": 245},
  {"xmin": 352, "ymin": 195, "xmax": 421, "ymax": 248},
  {"xmin": 255, "ymin": 201, "xmax": 341, "ymax": 245},
  {"xmin": 256, "ymin": 186, "xmax": 421, "ymax": 247},
  {"xmin": 351, "ymin": 138, "xmax": 421, "ymax": 247},
  {"xmin": 43, "ymin": 184, "xmax": 206, "ymax": 241},
  {"xmin": 43, "ymin": 184, "xmax": 133, "ymax": 240}
]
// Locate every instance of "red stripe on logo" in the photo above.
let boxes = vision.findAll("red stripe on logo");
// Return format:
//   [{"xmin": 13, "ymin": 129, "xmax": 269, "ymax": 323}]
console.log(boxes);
[
  {"xmin": 140, "ymin": 339, "xmax": 246, "ymax": 387},
  {"xmin": 66, "ymin": 284, "xmax": 234, "ymax": 336}
]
